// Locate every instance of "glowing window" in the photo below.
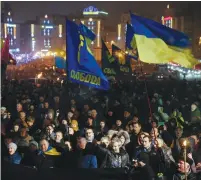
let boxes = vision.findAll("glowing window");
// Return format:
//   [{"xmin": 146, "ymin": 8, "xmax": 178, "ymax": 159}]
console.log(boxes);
[
  {"xmin": 199, "ymin": 37, "xmax": 201, "ymax": 45},
  {"xmin": 10, "ymin": 18, "xmax": 12, "ymax": 22},
  {"xmin": 7, "ymin": 18, "xmax": 9, "ymax": 22}
]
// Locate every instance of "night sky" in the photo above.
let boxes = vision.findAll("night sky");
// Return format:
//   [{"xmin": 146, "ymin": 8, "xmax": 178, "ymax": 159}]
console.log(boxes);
[{"xmin": 4, "ymin": 1, "xmax": 195, "ymax": 26}]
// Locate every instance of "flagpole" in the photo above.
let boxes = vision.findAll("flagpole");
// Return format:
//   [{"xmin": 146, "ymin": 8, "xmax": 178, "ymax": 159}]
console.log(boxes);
[{"xmin": 138, "ymin": 59, "xmax": 152, "ymax": 119}]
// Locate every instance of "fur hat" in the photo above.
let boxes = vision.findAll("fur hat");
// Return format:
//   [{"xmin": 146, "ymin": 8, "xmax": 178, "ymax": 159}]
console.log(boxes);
[{"xmin": 117, "ymin": 130, "xmax": 130, "ymax": 145}]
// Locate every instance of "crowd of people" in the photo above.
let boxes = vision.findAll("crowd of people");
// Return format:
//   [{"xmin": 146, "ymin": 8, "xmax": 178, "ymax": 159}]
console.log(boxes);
[{"xmin": 1, "ymin": 77, "xmax": 201, "ymax": 180}]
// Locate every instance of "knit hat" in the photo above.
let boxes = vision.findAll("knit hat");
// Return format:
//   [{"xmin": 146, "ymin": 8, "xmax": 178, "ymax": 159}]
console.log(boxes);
[
  {"xmin": 29, "ymin": 141, "xmax": 39, "ymax": 149},
  {"xmin": 8, "ymin": 142, "xmax": 17, "ymax": 152}
]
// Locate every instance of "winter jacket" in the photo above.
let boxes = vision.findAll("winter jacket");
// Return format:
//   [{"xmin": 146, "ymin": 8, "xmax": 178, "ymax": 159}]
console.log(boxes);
[
  {"xmin": 101, "ymin": 148, "xmax": 129, "ymax": 168},
  {"xmin": 78, "ymin": 154, "xmax": 97, "ymax": 168},
  {"xmin": 4, "ymin": 152, "xmax": 22, "ymax": 164}
]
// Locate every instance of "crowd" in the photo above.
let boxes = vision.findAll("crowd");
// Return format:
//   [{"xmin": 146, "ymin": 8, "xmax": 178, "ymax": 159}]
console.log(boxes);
[{"xmin": 1, "ymin": 77, "xmax": 201, "ymax": 180}]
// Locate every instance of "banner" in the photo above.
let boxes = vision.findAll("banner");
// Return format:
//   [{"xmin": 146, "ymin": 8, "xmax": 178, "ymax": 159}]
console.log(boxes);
[
  {"xmin": 101, "ymin": 40, "xmax": 120, "ymax": 78},
  {"xmin": 112, "ymin": 44, "xmax": 132, "ymax": 79},
  {"xmin": 66, "ymin": 20, "xmax": 109, "ymax": 90}
]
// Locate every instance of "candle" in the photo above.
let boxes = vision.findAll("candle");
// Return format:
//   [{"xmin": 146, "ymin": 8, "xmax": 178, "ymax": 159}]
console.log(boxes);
[{"xmin": 183, "ymin": 140, "xmax": 187, "ymax": 180}]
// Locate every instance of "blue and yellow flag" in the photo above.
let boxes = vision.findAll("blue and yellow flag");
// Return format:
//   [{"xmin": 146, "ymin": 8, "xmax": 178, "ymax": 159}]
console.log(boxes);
[
  {"xmin": 130, "ymin": 13, "xmax": 199, "ymax": 68},
  {"xmin": 66, "ymin": 20, "xmax": 109, "ymax": 90},
  {"xmin": 125, "ymin": 23, "xmax": 138, "ymax": 60},
  {"xmin": 112, "ymin": 44, "xmax": 132, "ymax": 78}
]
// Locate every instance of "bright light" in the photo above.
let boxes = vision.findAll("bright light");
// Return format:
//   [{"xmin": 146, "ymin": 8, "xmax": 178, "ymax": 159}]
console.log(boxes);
[
  {"xmin": 61, "ymin": 80, "xmax": 64, "ymax": 84},
  {"xmin": 183, "ymin": 140, "xmax": 187, "ymax": 147},
  {"xmin": 89, "ymin": 18, "xmax": 93, "ymax": 22},
  {"xmin": 8, "ymin": 12, "xmax": 11, "ymax": 16},
  {"xmin": 45, "ymin": 26, "xmax": 53, "ymax": 29},
  {"xmin": 31, "ymin": 24, "xmax": 34, "ymax": 37},
  {"xmin": 199, "ymin": 37, "xmax": 201, "ymax": 45},
  {"xmin": 97, "ymin": 20, "xmax": 101, "ymax": 47},
  {"xmin": 45, "ymin": 14, "xmax": 48, "ymax": 18},
  {"xmin": 37, "ymin": 73, "xmax": 42, "ymax": 79},
  {"xmin": 111, "ymin": 40, "xmax": 114, "ymax": 45},
  {"xmin": 118, "ymin": 24, "xmax": 121, "ymax": 40},
  {"xmin": 57, "ymin": 78, "xmax": 60, "ymax": 81},
  {"xmin": 6, "ymin": 24, "xmax": 16, "ymax": 27},
  {"xmin": 91, "ymin": 41, "xmax": 94, "ymax": 45},
  {"xmin": 167, "ymin": 4, "xmax": 170, "ymax": 9},
  {"xmin": 59, "ymin": 24, "xmax": 62, "ymax": 38}
]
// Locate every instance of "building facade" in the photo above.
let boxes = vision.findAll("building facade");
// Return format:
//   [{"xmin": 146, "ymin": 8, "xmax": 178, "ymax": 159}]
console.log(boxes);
[
  {"xmin": 1, "ymin": 4, "xmax": 20, "ymax": 53},
  {"xmin": 20, "ymin": 14, "xmax": 66, "ymax": 54}
]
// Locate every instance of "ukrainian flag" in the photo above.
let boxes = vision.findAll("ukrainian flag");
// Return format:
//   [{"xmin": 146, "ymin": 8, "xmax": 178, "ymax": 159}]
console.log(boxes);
[{"xmin": 130, "ymin": 13, "xmax": 199, "ymax": 68}]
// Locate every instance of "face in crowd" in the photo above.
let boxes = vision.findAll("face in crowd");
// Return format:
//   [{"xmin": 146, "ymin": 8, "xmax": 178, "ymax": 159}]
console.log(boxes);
[
  {"xmin": 175, "ymin": 128, "xmax": 183, "ymax": 139},
  {"xmin": 150, "ymin": 128, "xmax": 159, "ymax": 139},
  {"xmin": 119, "ymin": 135, "xmax": 126, "ymax": 146},
  {"xmin": 40, "ymin": 139, "xmax": 49, "ymax": 152},
  {"xmin": 91, "ymin": 110, "xmax": 97, "ymax": 118},
  {"xmin": 100, "ymin": 121, "xmax": 105, "ymax": 128},
  {"xmin": 116, "ymin": 120, "xmax": 122, "ymax": 127},
  {"xmin": 124, "ymin": 111, "xmax": 130, "ymax": 118},
  {"xmin": 44, "ymin": 102, "xmax": 49, "ymax": 109},
  {"xmin": 77, "ymin": 137, "xmax": 87, "ymax": 150},
  {"xmin": 142, "ymin": 136, "xmax": 152, "ymax": 149},
  {"xmin": 85, "ymin": 129, "xmax": 94, "ymax": 142},
  {"xmin": 46, "ymin": 125, "xmax": 54, "ymax": 134},
  {"xmin": 16, "ymin": 103, "xmax": 23, "ymax": 112},
  {"xmin": 112, "ymin": 141, "xmax": 120, "ymax": 153},
  {"xmin": 133, "ymin": 123, "xmax": 141, "ymax": 135},
  {"xmin": 55, "ymin": 131, "xmax": 63, "ymax": 143}
]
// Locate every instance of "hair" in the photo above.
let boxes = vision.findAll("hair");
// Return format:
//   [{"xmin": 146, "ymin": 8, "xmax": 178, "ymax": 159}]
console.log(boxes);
[
  {"xmin": 143, "ymin": 135, "xmax": 152, "ymax": 142},
  {"xmin": 111, "ymin": 138, "xmax": 121, "ymax": 146},
  {"xmin": 100, "ymin": 119, "xmax": 106, "ymax": 123},
  {"xmin": 132, "ymin": 122, "xmax": 141, "ymax": 127},
  {"xmin": 27, "ymin": 116, "xmax": 35, "ymax": 122},
  {"xmin": 100, "ymin": 136, "xmax": 110, "ymax": 143},
  {"xmin": 40, "ymin": 138, "xmax": 49, "ymax": 146}
]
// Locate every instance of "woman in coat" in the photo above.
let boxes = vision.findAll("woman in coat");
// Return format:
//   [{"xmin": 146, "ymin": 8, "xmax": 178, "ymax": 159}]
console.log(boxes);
[{"xmin": 101, "ymin": 138, "xmax": 130, "ymax": 168}]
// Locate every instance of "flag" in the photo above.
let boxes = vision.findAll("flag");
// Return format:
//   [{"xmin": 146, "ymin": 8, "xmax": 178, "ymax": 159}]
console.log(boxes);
[
  {"xmin": 125, "ymin": 23, "xmax": 138, "ymax": 60},
  {"xmin": 66, "ymin": 20, "xmax": 109, "ymax": 90},
  {"xmin": 55, "ymin": 56, "xmax": 66, "ymax": 69},
  {"xmin": 101, "ymin": 39, "xmax": 119, "ymax": 77},
  {"xmin": 130, "ymin": 13, "xmax": 199, "ymax": 68},
  {"xmin": 112, "ymin": 44, "xmax": 132, "ymax": 78}
]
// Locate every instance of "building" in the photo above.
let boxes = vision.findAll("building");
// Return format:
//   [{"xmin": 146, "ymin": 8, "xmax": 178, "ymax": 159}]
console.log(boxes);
[
  {"xmin": 161, "ymin": 4, "xmax": 201, "ymax": 58},
  {"xmin": 1, "ymin": 3, "xmax": 20, "ymax": 53},
  {"xmin": 79, "ymin": 6, "xmax": 108, "ymax": 61},
  {"xmin": 20, "ymin": 14, "xmax": 66, "ymax": 54}
]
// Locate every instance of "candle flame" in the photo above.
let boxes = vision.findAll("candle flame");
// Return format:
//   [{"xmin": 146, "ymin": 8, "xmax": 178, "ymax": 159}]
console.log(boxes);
[
  {"xmin": 183, "ymin": 140, "xmax": 187, "ymax": 147},
  {"xmin": 37, "ymin": 73, "xmax": 42, "ymax": 79}
]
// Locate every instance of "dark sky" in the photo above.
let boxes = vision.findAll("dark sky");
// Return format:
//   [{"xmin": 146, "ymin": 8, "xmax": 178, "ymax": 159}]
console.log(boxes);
[{"xmin": 4, "ymin": 1, "xmax": 193, "ymax": 26}]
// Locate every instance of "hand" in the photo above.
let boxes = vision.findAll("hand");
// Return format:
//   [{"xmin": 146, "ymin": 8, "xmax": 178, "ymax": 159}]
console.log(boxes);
[
  {"xmin": 65, "ymin": 141, "xmax": 72, "ymax": 150},
  {"xmin": 187, "ymin": 153, "xmax": 193, "ymax": 160},
  {"xmin": 196, "ymin": 163, "xmax": 201, "ymax": 169},
  {"xmin": 138, "ymin": 161, "xmax": 146, "ymax": 167}
]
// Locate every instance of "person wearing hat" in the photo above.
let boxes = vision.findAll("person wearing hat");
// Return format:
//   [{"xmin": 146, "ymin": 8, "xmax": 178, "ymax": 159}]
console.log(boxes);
[
  {"xmin": 4, "ymin": 142, "xmax": 22, "ymax": 164},
  {"xmin": 21, "ymin": 141, "xmax": 39, "ymax": 167}
]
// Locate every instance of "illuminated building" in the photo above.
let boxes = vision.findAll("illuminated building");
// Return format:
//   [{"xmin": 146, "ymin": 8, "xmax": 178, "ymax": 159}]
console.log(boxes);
[
  {"xmin": 80, "ymin": 6, "xmax": 108, "ymax": 61},
  {"xmin": 20, "ymin": 14, "xmax": 66, "ymax": 53},
  {"xmin": 1, "ymin": 5, "xmax": 20, "ymax": 53}
]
